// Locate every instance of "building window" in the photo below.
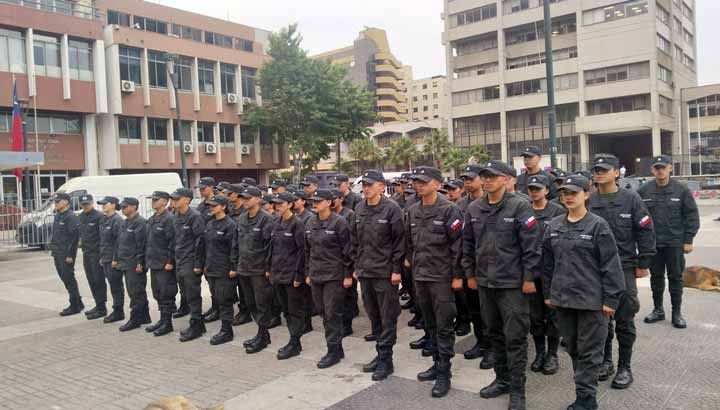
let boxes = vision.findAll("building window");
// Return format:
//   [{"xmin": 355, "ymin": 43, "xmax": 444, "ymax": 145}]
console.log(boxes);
[
  {"xmin": 683, "ymin": 29, "xmax": 694, "ymax": 45},
  {"xmin": 656, "ymin": 4, "xmax": 669, "ymax": 24},
  {"xmin": 68, "ymin": 40, "xmax": 93, "ymax": 81},
  {"xmin": 412, "ymin": 96, "xmax": 418, "ymax": 102},
  {"xmin": 674, "ymin": 46, "xmax": 683, "ymax": 60},
  {"xmin": 453, "ymin": 34, "xmax": 498, "ymax": 56},
  {"xmin": 134, "ymin": 16, "xmax": 167, "ymax": 34},
  {"xmin": 506, "ymin": 74, "xmax": 577, "ymax": 97},
  {"xmin": 172, "ymin": 120, "xmax": 192, "ymax": 145},
  {"xmin": 119, "ymin": 46, "xmax": 142, "ymax": 84},
  {"xmin": 147, "ymin": 118, "xmax": 167, "ymax": 145},
  {"xmin": 148, "ymin": 51, "xmax": 167, "ymax": 88},
  {"xmin": 656, "ymin": 34, "xmax": 671, "ymax": 54},
  {"xmin": 107, "ymin": 10, "xmax": 130, "ymax": 26},
  {"xmin": 506, "ymin": 46, "xmax": 577, "ymax": 70},
  {"xmin": 587, "ymin": 94, "xmax": 650, "ymax": 115},
  {"xmin": 683, "ymin": 54, "xmax": 694, "ymax": 69},
  {"xmin": 505, "ymin": 15, "xmax": 576, "ymax": 46},
  {"xmin": 220, "ymin": 63, "xmax": 237, "ymax": 95},
  {"xmin": 0, "ymin": 28, "xmax": 25, "ymax": 74},
  {"xmin": 454, "ymin": 62, "xmax": 499, "ymax": 78},
  {"xmin": 197, "ymin": 122, "xmax": 215, "ymax": 143},
  {"xmin": 423, "ymin": 106, "xmax": 428, "ymax": 112},
  {"xmin": 220, "ymin": 123, "xmax": 235, "ymax": 147},
  {"xmin": 241, "ymin": 67, "xmax": 257, "ymax": 99},
  {"xmin": 197, "ymin": 59, "xmax": 215, "ymax": 94},
  {"xmin": 119, "ymin": 116, "xmax": 141, "ymax": 144},
  {"xmin": 413, "ymin": 107, "xmax": 418, "ymax": 113},
  {"xmin": 682, "ymin": 2, "xmax": 692, "ymax": 18},
  {"xmin": 22, "ymin": 112, "xmax": 81, "ymax": 134},
  {"xmin": 688, "ymin": 95, "xmax": 720, "ymax": 118},
  {"xmin": 452, "ymin": 114, "xmax": 502, "ymax": 156},
  {"xmin": 236, "ymin": 39, "xmax": 253, "ymax": 52},
  {"xmin": 433, "ymin": 92, "xmax": 438, "ymax": 99},
  {"xmin": 452, "ymin": 86, "xmax": 500, "ymax": 106},
  {"xmin": 451, "ymin": 3, "xmax": 497, "ymax": 27},
  {"xmin": 583, "ymin": 1, "xmax": 649, "ymax": 25},
  {"xmin": 433, "ymin": 104, "xmax": 439, "ymax": 109},
  {"xmin": 422, "ymin": 95, "xmax": 428, "ymax": 101},
  {"xmin": 422, "ymin": 84, "xmax": 428, "ymax": 90},
  {"xmin": 585, "ymin": 61, "xmax": 649, "ymax": 85},
  {"xmin": 205, "ymin": 31, "xmax": 233, "ymax": 48},
  {"xmin": 659, "ymin": 95, "xmax": 673, "ymax": 117},
  {"xmin": 673, "ymin": 17, "xmax": 682, "ymax": 33},
  {"xmin": 33, "ymin": 34, "xmax": 61, "ymax": 77},
  {"xmin": 657, "ymin": 65, "xmax": 672, "ymax": 84},
  {"xmin": 171, "ymin": 24, "xmax": 202, "ymax": 42},
  {"xmin": 173, "ymin": 56, "xmax": 193, "ymax": 91}
]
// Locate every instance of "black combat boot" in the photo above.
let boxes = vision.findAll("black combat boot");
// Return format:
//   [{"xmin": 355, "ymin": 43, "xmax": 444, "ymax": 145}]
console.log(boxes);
[
  {"xmin": 407, "ymin": 313, "xmax": 422, "ymax": 327},
  {"xmin": 543, "ymin": 337, "xmax": 560, "ymax": 375},
  {"xmin": 153, "ymin": 313, "xmax": 174, "ymax": 337},
  {"xmin": 363, "ymin": 333, "xmax": 376, "ymax": 342},
  {"xmin": 139, "ymin": 309, "xmax": 151, "ymax": 325},
  {"xmin": 268, "ymin": 315, "xmax": 282, "ymax": 329},
  {"xmin": 145, "ymin": 313, "xmax": 164, "ymax": 333},
  {"xmin": 508, "ymin": 375, "xmax": 527, "ymax": 410},
  {"xmin": 243, "ymin": 328, "xmax": 262, "ymax": 348},
  {"xmin": 479, "ymin": 378, "xmax": 510, "ymax": 398},
  {"xmin": 317, "ymin": 344, "xmax": 344, "ymax": 369},
  {"xmin": 431, "ymin": 359, "xmax": 451, "ymax": 398},
  {"xmin": 671, "ymin": 307, "xmax": 687, "ymax": 329},
  {"xmin": 362, "ymin": 355, "xmax": 379, "ymax": 373},
  {"xmin": 210, "ymin": 320, "xmax": 234, "ymax": 345},
  {"xmin": 303, "ymin": 317, "xmax": 313, "ymax": 334},
  {"xmin": 179, "ymin": 318, "xmax": 206, "ymax": 342},
  {"xmin": 414, "ymin": 318, "xmax": 425, "ymax": 330},
  {"xmin": 598, "ymin": 344, "xmax": 614, "ymax": 381},
  {"xmin": 246, "ymin": 328, "xmax": 270, "ymax": 354},
  {"xmin": 611, "ymin": 363, "xmax": 634, "ymax": 389},
  {"xmin": 84, "ymin": 306, "xmax": 97, "ymax": 316},
  {"xmin": 342, "ymin": 320, "xmax": 353, "ymax": 337},
  {"xmin": 417, "ymin": 355, "xmax": 438, "ymax": 382},
  {"xmin": 644, "ymin": 307, "xmax": 665, "ymax": 323},
  {"xmin": 103, "ymin": 309, "xmax": 125, "ymax": 323},
  {"xmin": 119, "ymin": 312, "xmax": 141, "ymax": 332},
  {"xmin": 409, "ymin": 335, "xmax": 428, "ymax": 350},
  {"xmin": 86, "ymin": 304, "xmax": 107, "ymax": 320},
  {"xmin": 464, "ymin": 341, "xmax": 486, "ymax": 360},
  {"xmin": 202, "ymin": 306, "xmax": 219, "ymax": 323},
  {"xmin": 372, "ymin": 353, "xmax": 394, "ymax": 381},
  {"xmin": 479, "ymin": 350, "xmax": 496, "ymax": 370},
  {"xmin": 277, "ymin": 337, "xmax": 302, "ymax": 360},
  {"xmin": 455, "ymin": 321, "xmax": 470, "ymax": 337},
  {"xmin": 59, "ymin": 299, "xmax": 84, "ymax": 316},
  {"xmin": 172, "ymin": 302, "xmax": 190, "ymax": 319},
  {"xmin": 530, "ymin": 336, "xmax": 546, "ymax": 372}
]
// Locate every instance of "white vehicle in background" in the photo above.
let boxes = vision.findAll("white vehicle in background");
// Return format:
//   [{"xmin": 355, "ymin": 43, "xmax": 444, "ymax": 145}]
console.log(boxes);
[
  {"xmin": 16, "ymin": 173, "xmax": 182, "ymax": 248},
  {"xmin": 351, "ymin": 171, "xmax": 409, "ymax": 196}
]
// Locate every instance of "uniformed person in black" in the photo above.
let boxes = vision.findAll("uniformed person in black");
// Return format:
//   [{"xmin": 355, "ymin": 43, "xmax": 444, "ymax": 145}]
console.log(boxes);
[
  {"xmin": 331, "ymin": 188, "xmax": 358, "ymax": 336},
  {"xmin": 542, "ymin": 174, "xmax": 625, "ymax": 410},
  {"xmin": 270, "ymin": 179, "xmax": 288, "ymax": 194},
  {"xmin": 350, "ymin": 170, "xmax": 405, "ymax": 380},
  {"xmin": 294, "ymin": 191, "xmax": 313, "ymax": 224},
  {"xmin": 527, "ymin": 174, "xmax": 566, "ymax": 375},
  {"xmin": 333, "ymin": 174, "xmax": 362, "ymax": 211},
  {"xmin": 234, "ymin": 186, "xmax": 276, "ymax": 354},
  {"xmin": 196, "ymin": 196, "xmax": 237, "ymax": 345},
  {"xmin": 144, "ymin": 191, "xmax": 177, "ymax": 337},
  {"xmin": 98, "ymin": 196, "xmax": 125, "ymax": 323},
  {"xmin": 226, "ymin": 183, "xmax": 253, "ymax": 326},
  {"xmin": 589, "ymin": 154, "xmax": 656, "ymax": 389},
  {"xmin": 194, "ymin": 177, "xmax": 221, "ymax": 323},
  {"xmin": 50, "ymin": 193, "xmax": 84, "ymax": 316},
  {"xmin": 389, "ymin": 177, "xmax": 408, "ymax": 209},
  {"xmin": 406, "ymin": 166, "xmax": 463, "ymax": 398},
  {"xmin": 268, "ymin": 192, "xmax": 308, "ymax": 360},
  {"xmin": 170, "ymin": 187, "xmax": 207, "ymax": 342},
  {"xmin": 444, "ymin": 179, "xmax": 465, "ymax": 203},
  {"xmin": 515, "ymin": 145, "xmax": 556, "ymax": 199},
  {"xmin": 115, "ymin": 197, "xmax": 149, "ymax": 331},
  {"xmin": 78, "ymin": 194, "xmax": 106, "ymax": 320},
  {"xmin": 507, "ymin": 166, "xmax": 531, "ymax": 202},
  {"xmin": 305, "ymin": 189, "xmax": 353, "ymax": 368},
  {"xmin": 463, "ymin": 160, "xmax": 541, "ymax": 410},
  {"xmin": 300, "ymin": 175, "xmax": 320, "ymax": 198},
  {"xmin": 261, "ymin": 195, "xmax": 275, "ymax": 215},
  {"xmin": 639, "ymin": 155, "xmax": 699, "ymax": 328}
]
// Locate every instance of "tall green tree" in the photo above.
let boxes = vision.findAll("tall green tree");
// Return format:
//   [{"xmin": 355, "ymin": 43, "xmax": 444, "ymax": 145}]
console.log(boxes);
[
  {"xmin": 422, "ymin": 128, "xmax": 451, "ymax": 168},
  {"xmin": 387, "ymin": 136, "xmax": 420, "ymax": 171},
  {"xmin": 348, "ymin": 137, "xmax": 383, "ymax": 172},
  {"xmin": 441, "ymin": 144, "xmax": 491, "ymax": 175}
]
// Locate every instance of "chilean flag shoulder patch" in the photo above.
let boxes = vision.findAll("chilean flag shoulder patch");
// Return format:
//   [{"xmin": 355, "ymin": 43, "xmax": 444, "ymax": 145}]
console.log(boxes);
[
  {"xmin": 524, "ymin": 216, "xmax": 537, "ymax": 229},
  {"xmin": 638, "ymin": 215, "xmax": 651, "ymax": 227},
  {"xmin": 449, "ymin": 219, "xmax": 462, "ymax": 232}
]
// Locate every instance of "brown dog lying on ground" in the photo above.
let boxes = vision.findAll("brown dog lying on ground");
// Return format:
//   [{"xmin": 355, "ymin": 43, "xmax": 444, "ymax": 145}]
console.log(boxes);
[
  {"xmin": 683, "ymin": 266, "xmax": 720, "ymax": 291},
  {"xmin": 143, "ymin": 396, "xmax": 223, "ymax": 410}
]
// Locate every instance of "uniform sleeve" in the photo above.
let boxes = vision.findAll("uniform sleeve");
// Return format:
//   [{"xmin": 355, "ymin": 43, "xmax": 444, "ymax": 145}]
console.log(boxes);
[
  {"xmin": 596, "ymin": 223, "xmax": 626, "ymax": 310},
  {"xmin": 390, "ymin": 205, "xmax": 406, "ymax": 274},
  {"xmin": 112, "ymin": 217, "xmax": 121, "ymax": 262},
  {"xmin": 230, "ymin": 225, "xmax": 239, "ymax": 271},
  {"xmin": 166, "ymin": 216, "xmax": 176, "ymax": 266},
  {"xmin": 191, "ymin": 213, "xmax": 205, "ymax": 260},
  {"xmin": 304, "ymin": 224, "xmax": 312, "ymax": 279},
  {"xmin": 293, "ymin": 220, "xmax": 306, "ymax": 283},
  {"xmin": 262, "ymin": 217, "xmax": 275, "ymax": 273},
  {"xmin": 541, "ymin": 226, "xmax": 555, "ymax": 298},
  {"xmin": 134, "ymin": 219, "xmax": 147, "ymax": 269},
  {"xmin": 348, "ymin": 211, "xmax": 358, "ymax": 272},
  {"xmin": 67, "ymin": 214, "xmax": 80, "ymax": 259},
  {"xmin": 681, "ymin": 184, "xmax": 700, "ymax": 244},
  {"xmin": 631, "ymin": 193, "xmax": 656, "ymax": 269},
  {"xmin": 405, "ymin": 209, "xmax": 415, "ymax": 265},
  {"xmin": 461, "ymin": 209, "xmax": 476, "ymax": 279},
  {"xmin": 516, "ymin": 201, "xmax": 542, "ymax": 282},
  {"xmin": 446, "ymin": 205, "xmax": 464, "ymax": 280},
  {"xmin": 195, "ymin": 229, "xmax": 206, "ymax": 270},
  {"xmin": 337, "ymin": 218, "xmax": 354, "ymax": 279}
]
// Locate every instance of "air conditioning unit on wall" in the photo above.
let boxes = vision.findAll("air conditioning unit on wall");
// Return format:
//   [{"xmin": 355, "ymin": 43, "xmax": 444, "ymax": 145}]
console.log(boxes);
[
  {"xmin": 240, "ymin": 144, "xmax": 251, "ymax": 155},
  {"xmin": 204, "ymin": 143, "xmax": 217, "ymax": 154},
  {"xmin": 226, "ymin": 93, "xmax": 239, "ymax": 104},
  {"xmin": 182, "ymin": 142, "xmax": 194, "ymax": 153},
  {"xmin": 121, "ymin": 80, "xmax": 136, "ymax": 93}
]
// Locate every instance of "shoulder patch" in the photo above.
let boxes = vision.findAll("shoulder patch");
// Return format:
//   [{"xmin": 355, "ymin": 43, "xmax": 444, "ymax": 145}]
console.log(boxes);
[
  {"xmin": 524, "ymin": 216, "xmax": 537, "ymax": 229},
  {"xmin": 639, "ymin": 215, "xmax": 652, "ymax": 227}
]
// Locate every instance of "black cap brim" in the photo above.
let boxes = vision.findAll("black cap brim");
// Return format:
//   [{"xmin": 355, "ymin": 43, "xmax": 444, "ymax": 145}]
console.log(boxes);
[
  {"xmin": 240, "ymin": 193, "xmax": 254, "ymax": 199},
  {"xmin": 591, "ymin": 163, "xmax": 614, "ymax": 171},
  {"xmin": 270, "ymin": 198, "xmax": 288, "ymax": 204},
  {"xmin": 361, "ymin": 177, "xmax": 382, "ymax": 184},
  {"xmin": 460, "ymin": 172, "xmax": 478, "ymax": 179},
  {"xmin": 521, "ymin": 152, "xmax": 539, "ymax": 157},
  {"xmin": 652, "ymin": 161, "xmax": 669, "ymax": 168},
  {"xmin": 309, "ymin": 195, "xmax": 327, "ymax": 201},
  {"xmin": 480, "ymin": 168, "xmax": 506, "ymax": 177},
  {"xmin": 96, "ymin": 200, "xmax": 107, "ymax": 205},
  {"xmin": 410, "ymin": 175, "xmax": 433, "ymax": 183},
  {"xmin": 558, "ymin": 184, "xmax": 583, "ymax": 193},
  {"xmin": 527, "ymin": 183, "xmax": 547, "ymax": 189},
  {"xmin": 79, "ymin": 200, "xmax": 93, "ymax": 205}
]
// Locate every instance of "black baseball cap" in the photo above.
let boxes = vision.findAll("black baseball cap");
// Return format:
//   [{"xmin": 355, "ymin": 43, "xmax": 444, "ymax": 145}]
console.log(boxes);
[
  {"xmin": 54, "ymin": 192, "xmax": 71, "ymax": 203},
  {"xmin": 575, "ymin": 170, "xmax": 593, "ymax": 180},
  {"xmin": 508, "ymin": 166, "xmax": 518, "ymax": 178},
  {"xmin": 360, "ymin": 169, "xmax": 384, "ymax": 184},
  {"xmin": 479, "ymin": 160, "xmax": 513, "ymax": 177},
  {"xmin": 270, "ymin": 179, "xmax": 287, "ymax": 188},
  {"xmin": 522, "ymin": 146, "xmax": 542, "ymax": 157},
  {"xmin": 241, "ymin": 186, "xmax": 263, "ymax": 199},
  {"xmin": 460, "ymin": 164, "xmax": 484, "ymax": 179},
  {"xmin": 207, "ymin": 196, "xmax": 229, "ymax": 207},
  {"xmin": 271, "ymin": 192, "xmax": 296, "ymax": 203},
  {"xmin": 553, "ymin": 171, "xmax": 568, "ymax": 182},
  {"xmin": 240, "ymin": 177, "xmax": 257, "ymax": 186},
  {"xmin": 558, "ymin": 174, "xmax": 590, "ymax": 192},
  {"xmin": 310, "ymin": 189, "xmax": 334, "ymax": 201},
  {"xmin": 549, "ymin": 168, "xmax": 565, "ymax": 178},
  {"xmin": 195, "ymin": 177, "xmax": 216, "ymax": 189},
  {"xmin": 170, "ymin": 187, "xmax": 194, "ymax": 199},
  {"xmin": 334, "ymin": 174, "xmax": 350, "ymax": 183},
  {"xmin": 120, "ymin": 197, "xmax": 139, "ymax": 208},
  {"xmin": 330, "ymin": 188, "xmax": 343, "ymax": 199},
  {"xmin": 294, "ymin": 191, "xmax": 309, "ymax": 201},
  {"xmin": 652, "ymin": 155, "xmax": 672, "ymax": 167},
  {"xmin": 79, "ymin": 194, "xmax": 94, "ymax": 205},
  {"xmin": 444, "ymin": 179, "xmax": 464, "ymax": 190},
  {"xmin": 227, "ymin": 184, "xmax": 245, "ymax": 194},
  {"xmin": 438, "ymin": 187, "xmax": 448, "ymax": 195},
  {"xmin": 592, "ymin": 155, "xmax": 620, "ymax": 171},
  {"xmin": 409, "ymin": 166, "xmax": 443, "ymax": 183},
  {"xmin": 527, "ymin": 174, "xmax": 550, "ymax": 189},
  {"xmin": 150, "ymin": 191, "xmax": 170, "ymax": 200},
  {"xmin": 97, "ymin": 196, "xmax": 119, "ymax": 205},
  {"xmin": 300, "ymin": 175, "xmax": 320, "ymax": 186},
  {"xmin": 261, "ymin": 195, "xmax": 273, "ymax": 205}
]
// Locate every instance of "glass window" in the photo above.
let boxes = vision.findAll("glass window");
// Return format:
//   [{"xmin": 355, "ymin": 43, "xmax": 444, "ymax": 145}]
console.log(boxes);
[
  {"xmin": 656, "ymin": 34, "xmax": 671, "ymax": 53},
  {"xmin": 172, "ymin": 120, "xmax": 192, "ymax": 145},
  {"xmin": 452, "ymin": 86, "xmax": 499, "ymax": 106},
  {"xmin": 683, "ymin": 29, "xmax": 694, "ymax": 45},
  {"xmin": 220, "ymin": 63, "xmax": 236, "ymax": 95},
  {"xmin": 33, "ymin": 34, "xmax": 61, "ymax": 77},
  {"xmin": 585, "ymin": 61, "xmax": 649, "ymax": 85},
  {"xmin": 174, "ymin": 56, "xmax": 193, "ymax": 91},
  {"xmin": 205, "ymin": 32, "xmax": 233, "ymax": 48},
  {"xmin": 68, "ymin": 40, "xmax": 93, "ymax": 81},
  {"xmin": 147, "ymin": 50, "xmax": 167, "ymax": 88},
  {"xmin": 659, "ymin": 95, "xmax": 673, "ymax": 117},
  {"xmin": 587, "ymin": 94, "xmax": 650, "ymax": 115},
  {"xmin": 583, "ymin": 1, "xmax": 648, "ymax": 25},
  {"xmin": 220, "ymin": 123, "xmax": 235, "ymax": 147},
  {"xmin": 0, "ymin": 28, "xmax": 26, "ymax": 73},
  {"xmin": 673, "ymin": 17, "xmax": 682, "ymax": 33},
  {"xmin": 134, "ymin": 16, "xmax": 167, "ymax": 34},
  {"xmin": 658, "ymin": 65, "xmax": 672, "ymax": 83},
  {"xmin": 505, "ymin": 15, "xmax": 576, "ymax": 46},
  {"xmin": 197, "ymin": 122, "xmax": 215, "ymax": 143},
  {"xmin": 107, "ymin": 10, "xmax": 130, "ymax": 26},
  {"xmin": 453, "ymin": 34, "xmax": 498, "ymax": 56},
  {"xmin": 197, "ymin": 59, "xmax": 215, "ymax": 94},
  {"xmin": 236, "ymin": 39, "xmax": 253, "ymax": 52},
  {"xmin": 147, "ymin": 118, "xmax": 167, "ymax": 144},
  {"xmin": 656, "ymin": 4, "xmax": 669, "ymax": 24},
  {"xmin": 171, "ymin": 24, "xmax": 202, "ymax": 42},
  {"xmin": 119, "ymin": 46, "xmax": 142, "ymax": 84},
  {"xmin": 119, "ymin": 116, "xmax": 141, "ymax": 144},
  {"xmin": 451, "ymin": 3, "xmax": 497, "ymax": 27},
  {"xmin": 241, "ymin": 67, "xmax": 257, "ymax": 99}
]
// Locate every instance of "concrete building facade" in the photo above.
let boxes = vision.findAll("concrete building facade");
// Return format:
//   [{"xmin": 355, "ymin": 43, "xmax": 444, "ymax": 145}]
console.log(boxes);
[
  {"xmin": 443, "ymin": 0, "xmax": 698, "ymax": 174},
  {"xmin": 682, "ymin": 83, "xmax": 720, "ymax": 175},
  {"xmin": 408, "ymin": 75, "xmax": 450, "ymax": 123}
]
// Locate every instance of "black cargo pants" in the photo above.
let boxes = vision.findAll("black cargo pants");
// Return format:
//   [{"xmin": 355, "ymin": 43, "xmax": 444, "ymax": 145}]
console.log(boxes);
[
  {"xmin": 150, "ymin": 268, "xmax": 177, "ymax": 315},
  {"xmin": 207, "ymin": 275, "xmax": 238, "ymax": 322},
  {"xmin": 604, "ymin": 268, "xmax": 638, "ymax": 365},
  {"xmin": 180, "ymin": 268, "xmax": 203, "ymax": 320},
  {"xmin": 240, "ymin": 275, "xmax": 275, "ymax": 328},
  {"xmin": 276, "ymin": 283, "xmax": 310, "ymax": 339},
  {"xmin": 102, "ymin": 262, "xmax": 125, "ymax": 311},
  {"xmin": 649, "ymin": 247, "xmax": 685, "ymax": 309},
  {"xmin": 312, "ymin": 280, "xmax": 345, "ymax": 347},
  {"xmin": 415, "ymin": 280, "xmax": 456, "ymax": 360},
  {"xmin": 83, "ymin": 252, "xmax": 106, "ymax": 308},
  {"xmin": 123, "ymin": 268, "xmax": 148, "ymax": 317},
  {"xmin": 53, "ymin": 254, "xmax": 81, "ymax": 305},
  {"xmin": 530, "ymin": 278, "xmax": 558, "ymax": 338},
  {"xmin": 361, "ymin": 278, "xmax": 401, "ymax": 356}
]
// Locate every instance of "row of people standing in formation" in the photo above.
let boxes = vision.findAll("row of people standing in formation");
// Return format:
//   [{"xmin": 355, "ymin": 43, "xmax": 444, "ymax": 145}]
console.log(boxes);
[{"xmin": 48, "ymin": 147, "xmax": 699, "ymax": 410}]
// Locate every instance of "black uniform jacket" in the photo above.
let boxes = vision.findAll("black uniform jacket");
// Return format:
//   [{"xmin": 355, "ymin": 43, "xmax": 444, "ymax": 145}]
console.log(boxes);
[
  {"xmin": 406, "ymin": 194, "xmax": 463, "ymax": 282},
  {"xmin": 588, "ymin": 188, "xmax": 656, "ymax": 270},
  {"xmin": 350, "ymin": 197, "xmax": 405, "ymax": 279},
  {"xmin": 338, "ymin": 207, "xmax": 354, "ymax": 222},
  {"xmin": 542, "ymin": 211, "xmax": 625, "ymax": 311},
  {"xmin": 343, "ymin": 191, "xmax": 363, "ymax": 211},
  {"xmin": 295, "ymin": 209, "xmax": 313, "ymax": 225},
  {"xmin": 196, "ymin": 198, "xmax": 214, "ymax": 224},
  {"xmin": 228, "ymin": 203, "xmax": 246, "ymax": 221},
  {"xmin": 269, "ymin": 214, "xmax": 306, "ymax": 285},
  {"xmin": 517, "ymin": 169, "xmax": 557, "ymax": 199},
  {"xmin": 116, "ymin": 214, "xmax": 147, "ymax": 271},
  {"xmin": 305, "ymin": 212, "xmax": 353, "ymax": 283},
  {"xmin": 233, "ymin": 209, "xmax": 274, "ymax": 276},
  {"xmin": 390, "ymin": 192, "xmax": 406, "ymax": 209},
  {"xmin": 50, "ymin": 209, "xmax": 80, "ymax": 259},
  {"xmin": 197, "ymin": 216, "xmax": 236, "ymax": 277},
  {"xmin": 173, "ymin": 208, "xmax": 205, "ymax": 274},
  {"xmin": 78, "ymin": 209, "xmax": 102, "ymax": 254},
  {"xmin": 638, "ymin": 179, "xmax": 699, "ymax": 247},
  {"xmin": 532, "ymin": 201, "xmax": 566, "ymax": 278},
  {"xmin": 99, "ymin": 213, "xmax": 123, "ymax": 264},
  {"xmin": 462, "ymin": 191, "xmax": 541, "ymax": 288},
  {"xmin": 145, "ymin": 210, "xmax": 175, "ymax": 270}
]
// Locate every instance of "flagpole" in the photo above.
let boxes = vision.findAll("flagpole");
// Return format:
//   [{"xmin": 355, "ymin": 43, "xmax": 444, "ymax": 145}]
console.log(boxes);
[{"xmin": 33, "ymin": 96, "xmax": 40, "ymax": 208}]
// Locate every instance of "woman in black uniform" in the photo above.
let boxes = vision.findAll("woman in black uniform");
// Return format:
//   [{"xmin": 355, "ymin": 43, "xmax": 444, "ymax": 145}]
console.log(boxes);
[{"xmin": 305, "ymin": 189, "xmax": 353, "ymax": 369}]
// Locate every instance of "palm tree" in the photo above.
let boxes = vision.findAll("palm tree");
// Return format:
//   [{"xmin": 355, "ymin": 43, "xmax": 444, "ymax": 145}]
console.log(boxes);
[
  {"xmin": 387, "ymin": 136, "xmax": 420, "ymax": 171},
  {"xmin": 348, "ymin": 137, "xmax": 383, "ymax": 172},
  {"xmin": 422, "ymin": 129, "xmax": 451, "ymax": 168}
]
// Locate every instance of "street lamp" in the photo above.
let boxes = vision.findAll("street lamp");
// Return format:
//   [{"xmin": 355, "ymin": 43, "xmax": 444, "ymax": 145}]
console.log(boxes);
[{"xmin": 166, "ymin": 53, "xmax": 189, "ymax": 188}]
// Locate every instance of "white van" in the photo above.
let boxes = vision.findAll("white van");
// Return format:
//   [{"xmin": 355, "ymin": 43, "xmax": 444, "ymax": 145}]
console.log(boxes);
[
  {"xmin": 351, "ymin": 171, "xmax": 410, "ymax": 196},
  {"xmin": 16, "ymin": 173, "xmax": 182, "ymax": 247}
]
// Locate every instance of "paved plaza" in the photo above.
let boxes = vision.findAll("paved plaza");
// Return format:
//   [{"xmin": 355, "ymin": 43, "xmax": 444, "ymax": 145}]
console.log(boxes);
[{"xmin": 0, "ymin": 207, "xmax": 719, "ymax": 410}]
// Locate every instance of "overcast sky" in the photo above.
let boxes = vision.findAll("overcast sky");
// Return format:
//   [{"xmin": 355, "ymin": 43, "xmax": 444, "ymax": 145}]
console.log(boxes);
[{"xmin": 158, "ymin": 0, "xmax": 719, "ymax": 84}]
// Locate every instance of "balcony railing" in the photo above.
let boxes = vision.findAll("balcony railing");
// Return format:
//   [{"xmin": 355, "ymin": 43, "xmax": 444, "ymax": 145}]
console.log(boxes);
[{"xmin": 0, "ymin": 0, "xmax": 103, "ymax": 20}]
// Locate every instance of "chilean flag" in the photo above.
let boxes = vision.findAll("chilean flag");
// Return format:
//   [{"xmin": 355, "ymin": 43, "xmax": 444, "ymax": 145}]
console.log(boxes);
[
  {"xmin": 10, "ymin": 81, "xmax": 24, "ymax": 181},
  {"xmin": 524, "ymin": 215, "xmax": 537, "ymax": 229},
  {"xmin": 639, "ymin": 215, "xmax": 651, "ymax": 228}
]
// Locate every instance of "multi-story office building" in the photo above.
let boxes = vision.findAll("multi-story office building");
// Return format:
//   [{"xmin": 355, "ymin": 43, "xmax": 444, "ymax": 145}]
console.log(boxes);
[
  {"xmin": 682, "ymin": 84, "xmax": 720, "ymax": 175},
  {"xmin": 0, "ymin": 0, "xmax": 284, "ymax": 205},
  {"xmin": 408, "ymin": 75, "xmax": 450, "ymax": 123},
  {"xmin": 443, "ymin": 0, "xmax": 698, "ymax": 174}
]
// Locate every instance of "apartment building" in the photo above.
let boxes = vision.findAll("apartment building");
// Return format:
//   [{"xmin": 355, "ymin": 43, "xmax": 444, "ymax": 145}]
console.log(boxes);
[
  {"xmin": 0, "ymin": 0, "xmax": 284, "ymax": 205},
  {"xmin": 682, "ymin": 84, "xmax": 720, "ymax": 175},
  {"xmin": 443, "ymin": 0, "xmax": 698, "ymax": 174},
  {"xmin": 408, "ymin": 75, "xmax": 450, "ymax": 123}
]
